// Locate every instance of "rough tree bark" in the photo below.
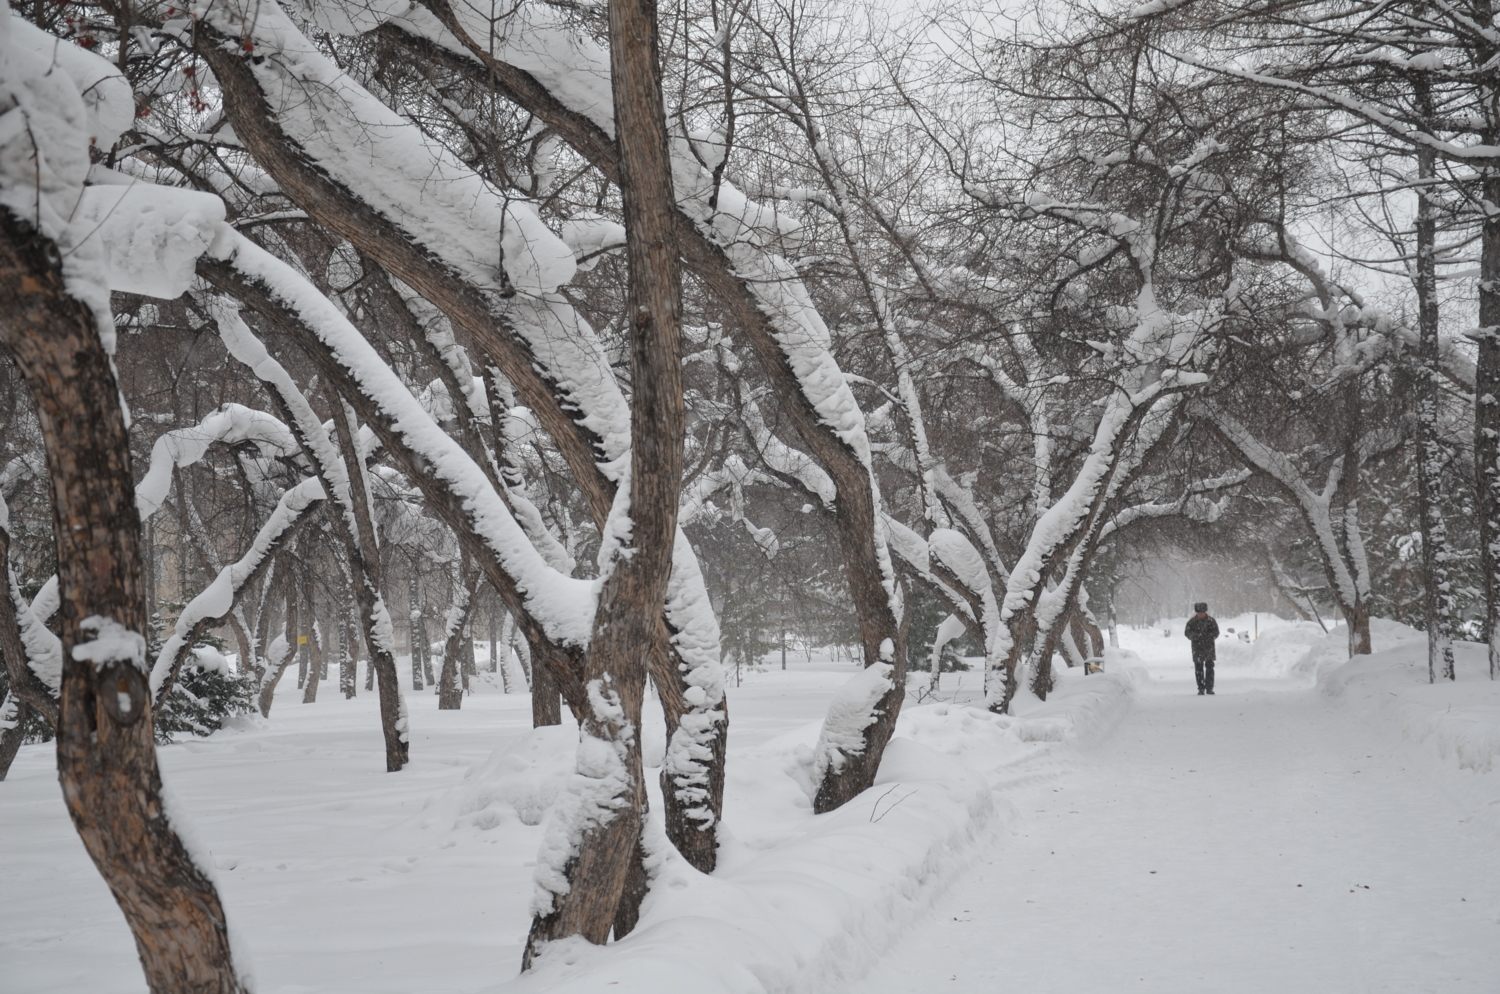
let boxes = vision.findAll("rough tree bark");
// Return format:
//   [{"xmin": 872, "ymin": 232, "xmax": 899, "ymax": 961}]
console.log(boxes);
[
  {"xmin": 1478, "ymin": 164, "xmax": 1500, "ymax": 681},
  {"xmin": 381, "ymin": 19, "xmax": 900, "ymax": 813},
  {"xmin": 258, "ymin": 569, "xmax": 299, "ymax": 716},
  {"xmin": 437, "ymin": 554, "xmax": 476, "ymax": 711},
  {"xmin": 0, "ymin": 207, "xmax": 247, "ymax": 992},
  {"xmin": 197, "ymin": 26, "xmax": 731, "ymax": 857},
  {"xmin": 1415, "ymin": 130, "xmax": 1456, "ymax": 683},
  {"xmin": 329, "ymin": 394, "xmax": 409, "ymax": 768},
  {"xmin": 523, "ymin": 0, "xmax": 684, "ymax": 960}
]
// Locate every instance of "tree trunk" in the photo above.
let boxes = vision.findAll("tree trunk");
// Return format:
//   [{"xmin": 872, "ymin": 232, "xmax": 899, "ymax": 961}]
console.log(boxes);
[
  {"xmin": 0, "ymin": 695, "xmax": 33, "ymax": 780},
  {"xmin": 1415, "ymin": 132, "xmax": 1457, "ymax": 683},
  {"xmin": 258, "ymin": 573, "xmax": 299, "ymax": 716},
  {"xmin": 198, "ymin": 33, "xmax": 725, "ymax": 857},
  {"xmin": 338, "ymin": 591, "xmax": 356, "ymax": 698},
  {"xmin": 524, "ymin": 0, "xmax": 684, "ymax": 960},
  {"xmin": 437, "ymin": 556, "xmax": 476, "ymax": 711},
  {"xmin": 1479, "ymin": 165, "xmax": 1500, "ymax": 680},
  {"xmin": 0, "ymin": 207, "xmax": 246, "ymax": 992},
  {"xmin": 531, "ymin": 633, "xmax": 561, "ymax": 727},
  {"xmin": 302, "ymin": 586, "xmax": 322, "ymax": 703},
  {"xmin": 0, "ymin": 510, "xmax": 58, "ymax": 727}
]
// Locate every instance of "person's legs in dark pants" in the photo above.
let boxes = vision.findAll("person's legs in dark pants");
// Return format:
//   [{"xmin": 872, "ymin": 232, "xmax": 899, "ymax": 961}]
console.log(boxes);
[
  {"xmin": 1203, "ymin": 652, "xmax": 1215, "ymax": 694},
  {"xmin": 1193, "ymin": 648, "xmax": 1206, "ymax": 693}
]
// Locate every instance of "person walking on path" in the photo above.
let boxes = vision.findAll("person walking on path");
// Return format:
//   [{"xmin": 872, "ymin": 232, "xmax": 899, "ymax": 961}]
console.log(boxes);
[{"xmin": 1184, "ymin": 602, "xmax": 1219, "ymax": 695}]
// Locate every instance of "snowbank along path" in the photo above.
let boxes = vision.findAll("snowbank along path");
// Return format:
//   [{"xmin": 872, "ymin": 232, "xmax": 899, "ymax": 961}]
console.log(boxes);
[{"xmin": 848, "ymin": 619, "xmax": 1500, "ymax": 994}]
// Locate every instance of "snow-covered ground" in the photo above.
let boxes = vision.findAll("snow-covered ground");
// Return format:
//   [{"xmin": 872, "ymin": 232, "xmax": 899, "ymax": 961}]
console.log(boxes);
[
  {"xmin": 3, "ymin": 618, "xmax": 1498, "ymax": 993},
  {"xmin": 850, "ymin": 619, "xmax": 1500, "ymax": 994}
]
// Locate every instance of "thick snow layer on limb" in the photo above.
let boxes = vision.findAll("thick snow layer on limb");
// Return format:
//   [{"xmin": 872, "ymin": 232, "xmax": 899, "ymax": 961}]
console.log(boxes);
[
  {"xmin": 72, "ymin": 616, "xmax": 147, "ymax": 672},
  {"xmin": 202, "ymin": 0, "xmax": 574, "ymax": 296},
  {"xmin": 208, "ymin": 229, "xmax": 595, "ymax": 646},
  {"xmin": 211, "ymin": 0, "xmax": 640, "ymax": 483},
  {"xmin": 883, "ymin": 515, "xmax": 930, "ymax": 575},
  {"xmin": 930, "ymin": 528, "xmax": 1001, "ymax": 642},
  {"xmin": 1194, "ymin": 398, "xmax": 1359, "ymax": 607},
  {"xmin": 8, "ymin": 559, "xmax": 60, "ymax": 694},
  {"xmin": 807, "ymin": 662, "xmax": 895, "ymax": 793},
  {"xmin": 205, "ymin": 11, "xmax": 724, "ymax": 682},
  {"xmin": 316, "ymin": 0, "xmax": 891, "ymax": 604},
  {"xmin": 150, "ymin": 475, "xmax": 325, "ymax": 695},
  {"xmin": 741, "ymin": 398, "xmax": 836, "ymax": 507},
  {"xmin": 532, "ymin": 690, "xmax": 634, "ymax": 915},
  {"xmin": 136, "ymin": 403, "xmax": 299, "ymax": 519},
  {"xmin": 560, "ymin": 214, "xmax": 625, "ymax": 272},
  {"xmin": 73, "ymin": 179, "xmax": 225, "ymax": 299},
  {"xmin": 662, "ymin": 531, "xmax": 727, "ymax": 823},
  {"xmin": 0, "ymin": 14, "xmax": 131, "ymax": 344},
  {"xmin": 208, "ymin": 296, "xmax": 374, "ymax": 570},
  {"xmin": 928, "ymin": 613, "xmax": 968, "ymax": 683}
]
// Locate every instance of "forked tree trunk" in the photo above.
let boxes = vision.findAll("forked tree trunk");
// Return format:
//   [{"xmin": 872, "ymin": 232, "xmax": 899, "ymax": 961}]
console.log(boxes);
[
  {"xmin": 0, "ymin": 208, "xmax": 246, "ymax": 991},
  {"xmin": 523, "ymin": 0, "xmax": 684, "ymax": 962}
]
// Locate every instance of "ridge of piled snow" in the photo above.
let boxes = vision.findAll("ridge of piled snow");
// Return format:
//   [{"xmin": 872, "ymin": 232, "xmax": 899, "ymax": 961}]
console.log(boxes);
[
  {"xmin": 1319, "ymin": 623, "xmax": 1500, "ymax": 802},
  {"xmin": 507, "ymin": 671, "xmax": 1135, "ymax": 993}
]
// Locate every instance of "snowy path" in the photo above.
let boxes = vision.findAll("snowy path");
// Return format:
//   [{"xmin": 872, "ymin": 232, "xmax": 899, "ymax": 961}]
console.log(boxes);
[{"xmin": 850, "ymin": 673, "xmax": 1500, "ymax": 993}]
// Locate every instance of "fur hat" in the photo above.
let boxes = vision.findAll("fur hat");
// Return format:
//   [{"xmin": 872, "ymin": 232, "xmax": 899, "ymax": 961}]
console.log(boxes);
[{"xmin": 1194, "ymin": 602, "xmax": 1208, "ymax": 613}]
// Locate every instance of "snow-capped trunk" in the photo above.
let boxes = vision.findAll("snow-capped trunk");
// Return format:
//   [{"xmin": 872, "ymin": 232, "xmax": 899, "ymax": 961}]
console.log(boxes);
[
  {"xmin": 1411, "ymin": 116, "xmax": 1456, "ymax": 682},
  {"xmin": 328, "ymin": 393, "xmax": 410, "ymax": 766},
  {"xmin": 437, "ymin": 556, "xmax": 476, "ymax": 711},
  {"xmin": 1478, "ymin": 166, "xmax": 1500, "ymax": 682},
  {"xmin": 1336, "ymin": 379, "xmax": 1373, "ymax": 659},
  {"xmin": 525, "ymin": 0, "xmax": 685, "ymax": 958},
  {"xmin": 928, "ymin": 613, "xmax": 968, "ymax": 691},
  {"xmin": 196, "ymin": 11, "xmax": 729, "ymax": 856},
  {"xmin": 995, "ymin": 389, "xmax": 1162, "ymax": 709},
  {"xmin": 372, "ymin": 7, "xmax": 899, "ymax": 816},
  {"xmin": 0, "ymin": 182, "xmax": 248, "ymax": 994},
  {"xmin": 258, "ymin": 566, "xmax": 301, "ymax": 716},
  {"xmin": 151, "ymin": 476, "xmax": 324, "ymax": 707},
  {"xmin": 0, "ymin": 17, "xmax": 247, "ymax": 981},
  {"xmin": 408, "ymin": 590, "xmax": 426, "ymax": 691},
  {"xmin": 195, "ymin": 248, "xmax": 593, "ymax": 713},
  {"xmin": 0, "ymin": 500, "xmax": 58, "ymax": 729},
  {"xmin": 0, "ymin": 693, "xmax": 29, "ymax": 780},
  {"xmin": 1197, "ymin": 399, "xmax": 1371, "ymax": 659}
]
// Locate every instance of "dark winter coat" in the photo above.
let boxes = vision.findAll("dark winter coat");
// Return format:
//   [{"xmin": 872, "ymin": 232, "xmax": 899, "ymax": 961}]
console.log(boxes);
[{"xmin": 1184, "ymin": 614, "xmax": 1219, "ymax": 646}]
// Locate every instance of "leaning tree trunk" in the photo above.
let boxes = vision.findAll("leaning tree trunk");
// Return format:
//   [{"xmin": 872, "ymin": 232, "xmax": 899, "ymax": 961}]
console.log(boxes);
[
  {"xmin": 329, "ymin": 394, "xmax": 408, "ymax": 769},
  {"xmin": 302, "ymin": 584, "xmax": 323, "ymax": 703},
  {"xmin": 0, "ymin": 208, "xmax": 246, "ymax": 991},
  {"xmin": 523, "ymin": 0, "xmax": 684, "ymax": 963}
]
